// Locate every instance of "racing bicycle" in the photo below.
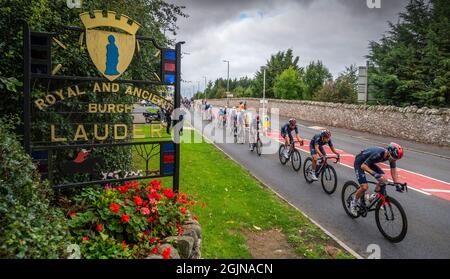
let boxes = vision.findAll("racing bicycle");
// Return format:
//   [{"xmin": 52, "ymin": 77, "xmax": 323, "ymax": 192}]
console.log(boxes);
[
  {"xmin": 303, "ymin": 155, "xmax": 340, "ymax": 194},
  {"xmin": 278, "ymin": 141, "xmax": 302, "ymax": 172},
  {"xmin": 249, "ymin": 127, "xmax": 262, "ymax": 156},
  {"xmin": 342, "ymin": 180, "xmax": 408, "ymax": 243}
]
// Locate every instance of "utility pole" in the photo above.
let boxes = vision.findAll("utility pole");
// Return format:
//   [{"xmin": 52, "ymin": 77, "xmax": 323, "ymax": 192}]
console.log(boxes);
[
  {"xmin": 223, "ymin": 60, "xmax": 230, "ymax": 107},
  {"xmin": 203, "ymin": 76, "xmax": 207, "ymax": 101},
  {"xmin": 263, "ymin": 67, "xmax": 266, "ymax": 118}
]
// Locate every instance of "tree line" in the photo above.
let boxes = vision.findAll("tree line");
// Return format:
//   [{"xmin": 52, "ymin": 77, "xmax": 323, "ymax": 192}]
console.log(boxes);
[{"xmin": 196, "ymin": 0, "xmax": 449, "ymax": 108}]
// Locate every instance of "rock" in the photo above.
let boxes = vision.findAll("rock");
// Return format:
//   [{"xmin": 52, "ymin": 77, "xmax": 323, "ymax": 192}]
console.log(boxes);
[
  {"xmin": 164, "ymin": 236, "xmax": 194, "ymax": 259},
  {"xmin": 182, "ymin": 224, "xmax": 202, "ymax": 239},
  {"xmin": 146, "ymin": 254, "xmax": 163, "ymax": 259},
  {"xmin": 191, "ymin": 238, "xmax": 202, "ymax": 259},
  {"xmin": 325, "ymin": 245, "xmax": 340, "ymax": 258}
]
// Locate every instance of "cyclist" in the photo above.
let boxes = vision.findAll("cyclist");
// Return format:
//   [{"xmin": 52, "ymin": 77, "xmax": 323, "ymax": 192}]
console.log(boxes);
[
  {"xmin": 309, "ymin": 129, "xmax": 340, "ymax": 181},
  {"xmin": 350, "ymin": 143, "xmax": 404, "ymax": 215},
  {"xmin": 218, "ymin": 107, "xmax": 225, "ymax": 124},
  {"xmin": 249, "ymin": 112, "xmax": 261, "ymax": 151},
  {"xmin": 281, "ymin": 118, "xmax": 304, "ymax": 158}
]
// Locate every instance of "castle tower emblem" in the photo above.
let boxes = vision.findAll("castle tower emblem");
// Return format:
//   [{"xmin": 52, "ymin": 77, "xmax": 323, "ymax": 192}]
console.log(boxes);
[{"xmin": 80, "ymin": 11, "xmax": 141, "ymax": 81}]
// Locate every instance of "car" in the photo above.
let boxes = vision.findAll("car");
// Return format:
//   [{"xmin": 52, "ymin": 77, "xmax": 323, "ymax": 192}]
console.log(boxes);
[{"xmin": 143, "ymin": 105, "xmax": 162, "ymax": 124}]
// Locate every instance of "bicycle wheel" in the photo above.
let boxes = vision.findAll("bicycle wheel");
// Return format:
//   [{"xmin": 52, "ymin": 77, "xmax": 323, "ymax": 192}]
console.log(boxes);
[
  {"xmin": 303, "ymin": 157, "xmax": 314, "ymax": 184},
  {"xmin": 256, "ymin": 139, "xmax": 262, "ymax": 156},
  {"xmin": 291, "ymin": 149, "xmax": 301, "ymax": 172},
  {"xmin": 341, "ymin": 181, "xmax": 360, "ymax": 218},
  {"xmin": 321, "ymin": 165, "xmax": 338, "ymax": 194},
  {"xmin": 279, "ymin": 145, "xmax": 288, "ymax": 165},
  {"xmin": 375, "ymin": 196, "xmax": 407, "ymax": 243}
]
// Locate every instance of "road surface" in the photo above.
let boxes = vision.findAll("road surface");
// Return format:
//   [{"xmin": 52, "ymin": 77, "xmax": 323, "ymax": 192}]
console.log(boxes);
[{"xmin": 188, "ymin": 107, "xmax": 450, "ymax": 259}]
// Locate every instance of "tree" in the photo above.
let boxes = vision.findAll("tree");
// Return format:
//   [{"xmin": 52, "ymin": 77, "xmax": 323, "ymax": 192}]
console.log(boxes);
[
  {"xmin": 273, "ymin": 67, "xmax": 306, "ymax": 100},
  {"xmin": 315, "ymin": 65, "xmax": 357, "ymax": 103},
  {"xmin": 254, "ymin": 49, "xmax": 301, "ymax": 98},
  {"xmin": 303, "ymin": 61, "xmax": 332, "ymax": 100},
  {"xmin": 368, "ymin": 0, "xmax": 450, "ymax": 107}
]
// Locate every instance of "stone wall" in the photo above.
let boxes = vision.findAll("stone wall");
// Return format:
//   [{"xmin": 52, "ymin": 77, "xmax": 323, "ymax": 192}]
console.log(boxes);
[
  {"xmin": 147, "ymin": 212, "xmax": 202, "ymax": 259},
  {"xmin": 206, "ymin": 98, "xmax": 450, "ymax": 146}
]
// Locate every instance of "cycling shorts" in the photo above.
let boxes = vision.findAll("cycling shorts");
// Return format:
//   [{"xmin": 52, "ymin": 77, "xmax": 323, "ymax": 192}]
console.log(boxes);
[{"xmin": 354, "ymin": 154, "xmax": 385, "ymax": 184}]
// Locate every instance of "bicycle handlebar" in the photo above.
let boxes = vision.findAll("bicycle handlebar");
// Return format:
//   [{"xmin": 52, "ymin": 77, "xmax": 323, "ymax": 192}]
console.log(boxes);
[
  {"xmin": 318, "ymin": 155, "xmax": 340, "ymax": 164},
  {"xmin": 368, "ymin": 181, "xmax": 408, "ymax": 193}
]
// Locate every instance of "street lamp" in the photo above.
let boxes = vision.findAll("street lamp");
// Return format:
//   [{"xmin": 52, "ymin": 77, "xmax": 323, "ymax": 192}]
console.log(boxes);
[
  {"xmin": 203, "ymin": 76, "xmax": 207, "ymax": 102},
  {"xmin": 223, "ymin": 60, "xmax": 230, "ymax": 107},
  {"xmin": 262, "ymin": 66, "xmax": 267, "ymax": 117}
]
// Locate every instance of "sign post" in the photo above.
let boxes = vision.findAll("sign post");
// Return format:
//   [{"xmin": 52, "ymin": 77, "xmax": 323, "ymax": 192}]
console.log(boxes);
[
  {"xmin": 358, "ymin": 63, "xmax": 369, "ymax": 104},
  {"xmin": 22, "ymin": 11, "xmax": 184, "ymax": 192}
]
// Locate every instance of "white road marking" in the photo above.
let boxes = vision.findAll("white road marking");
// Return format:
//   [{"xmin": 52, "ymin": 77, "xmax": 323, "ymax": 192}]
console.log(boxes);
[
  {"xmin": 422, "ymin": 189, "xmax": 450, "ymax": 194},
  {"xmin": 309, "ymin": 126, "xmax": 326, "ymax": 130}
]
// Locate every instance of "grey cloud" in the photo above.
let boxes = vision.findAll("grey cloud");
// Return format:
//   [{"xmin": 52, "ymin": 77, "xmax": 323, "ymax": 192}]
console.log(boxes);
[{"xmin": 168, "ymin": 0, "xmax": 409, "ymax": 96}]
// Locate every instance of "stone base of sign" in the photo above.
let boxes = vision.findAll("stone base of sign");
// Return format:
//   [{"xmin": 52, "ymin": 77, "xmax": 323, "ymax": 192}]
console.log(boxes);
[{"xmin": 147, "ymin": 212, "xmax": 202, "ymax": 259}]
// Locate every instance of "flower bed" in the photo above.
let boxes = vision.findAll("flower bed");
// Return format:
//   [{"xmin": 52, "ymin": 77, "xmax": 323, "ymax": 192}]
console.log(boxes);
[{"xmin": 67, "ymin": 180, "xmax": 202, "ymax": 259}]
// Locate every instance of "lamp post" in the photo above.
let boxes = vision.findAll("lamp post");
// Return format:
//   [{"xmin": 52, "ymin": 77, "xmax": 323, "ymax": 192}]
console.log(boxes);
[
  {"xmin": 223, "ymin": 60, "xmax": 230, "ymax": 107},
  {"xmin": 203, "ymin": 76, "xmax": 207, "ymax": 101},
  {"xmin": 263, "ymin": 66, "xmax": 267, "ymax": 118}
]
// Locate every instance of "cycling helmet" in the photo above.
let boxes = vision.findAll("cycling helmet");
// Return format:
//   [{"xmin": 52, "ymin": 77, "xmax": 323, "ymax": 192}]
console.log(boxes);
[
  {"xmin": 387, "ymin": 142, "xmax": 404, "ymax": 160},
  {"xmin": 288, "ymin": 118, "xmax": 297, "ymax": 127},
  {"xmin": 321, "ymin": 129, "xmax": 331, "ymax": 138}
]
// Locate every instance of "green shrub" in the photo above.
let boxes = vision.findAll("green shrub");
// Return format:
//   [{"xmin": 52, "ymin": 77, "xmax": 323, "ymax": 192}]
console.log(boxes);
[{"xmin": 0, "ymin": 116, "xmax": 73, "ymax": 258}]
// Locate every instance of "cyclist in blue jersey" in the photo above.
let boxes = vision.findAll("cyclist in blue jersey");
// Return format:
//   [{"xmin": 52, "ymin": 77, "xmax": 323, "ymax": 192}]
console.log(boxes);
[
  {"xmin": 350, "ymin": 143, "xmax": 404, "ymax": 215},
  {"xmin": 280, "ymin": 118, "xmax": 304, "ymax": 158},
  {"xmin": 309, "ymin": 129, "xmax": 340, "ymax": 181}
]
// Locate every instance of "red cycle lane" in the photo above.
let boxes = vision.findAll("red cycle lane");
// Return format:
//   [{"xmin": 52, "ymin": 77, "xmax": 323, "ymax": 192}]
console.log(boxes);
[{"xmin": 267, "ymin": 131, "xmax": 450, "ymax": 202}]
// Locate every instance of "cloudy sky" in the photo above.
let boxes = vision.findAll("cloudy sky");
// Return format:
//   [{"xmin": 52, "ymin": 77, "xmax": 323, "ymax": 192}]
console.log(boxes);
[{"xmin": 166, "ymin": 0, "xmax": 409, "ymax": 97}]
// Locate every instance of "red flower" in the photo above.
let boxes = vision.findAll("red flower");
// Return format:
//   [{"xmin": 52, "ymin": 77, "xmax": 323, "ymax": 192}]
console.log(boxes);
[
  {"xmin": 133, "ymin": 196, "xmax": 143, "ymax": 206},
  {"xmin": 121, "ymin": 240, "xmax": 127, "ymax": 250},
  {"xmin": 82, "ymin": 236, "xmax": 89, "ymax": 241},
  {"xmin": 190, "ymin": 200, "xmax": 196, "ymax": 205},
  {"xmin": 163, "ymin": 188, "xmax": 175, "ymax": 199},
  {"xmin": 68, "ymin": 212, "xmax": 77, "ymax": 217},
  {"xmin": 150, "ymin": 247, "xmax": 158, "ymax": 254},
  {"xmin": 201, "ymin": 202, "xmax": 206, "ymax": 208},
  {"xmin": 141, "ymin": 207, "xmax": 150, "ymax": 215},
  {"xmin": 147, "ymin": 216, "xmax": 154, "ymax": 223},
  {"xmin": 193, "ymin": 216, "xmax": 199, "ymax": 221},
  {"xmin": 131, "ymin": 180, "xmax": 139, "ymax": 189},
  {"xmin": 180, "ymin": 207, "xmax": 187, "ymax": 215},
  {"xmin": 162, "ymin": 247, "xmax": 171, "ymax": 259},
  {"xmin": 120, "ymin": 214, "xmax": 130, "ymax": 223},
  {"xmin": 110, "ymin": 203, "xmax": 120, "ymax": 213},
  {"xmin": 150, "ymin": 180, "xmax": 161, "ymax": 190},
  {"xmin": 176, "ymin": 224, "xmax": 184, "ymax": 235},
  {"xmin": 117, "ymin": 185, "xmax": 129, "ymax": 194},
  {"xmin": 149, "ymin": 237, "xmax": 157, "ymax": 244},
  {"xmin": 95, "ymin": 224, "xmax": 103, "ymax": 232}
]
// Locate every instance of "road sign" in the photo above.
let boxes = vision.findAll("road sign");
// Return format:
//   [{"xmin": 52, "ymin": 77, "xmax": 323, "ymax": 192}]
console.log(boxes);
[
  {"xmin": 227, "ymin": 93, "xmax": 234, "ymax": 98},
  {"xmin": 358, "ymin": 66, "xmax": 368, "ymax": 103}
]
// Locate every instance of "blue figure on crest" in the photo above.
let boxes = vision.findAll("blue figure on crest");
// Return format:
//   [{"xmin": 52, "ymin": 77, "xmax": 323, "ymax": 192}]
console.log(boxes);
[{"xmin": 105, "ymin": 35, "xmax": 119, "ymax": 75}]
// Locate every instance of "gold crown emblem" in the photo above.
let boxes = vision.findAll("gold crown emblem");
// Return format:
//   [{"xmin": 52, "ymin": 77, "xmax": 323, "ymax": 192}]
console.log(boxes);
[{"xmin": 80, "ymin": 10, "xmax": 141, "ymax": 35}]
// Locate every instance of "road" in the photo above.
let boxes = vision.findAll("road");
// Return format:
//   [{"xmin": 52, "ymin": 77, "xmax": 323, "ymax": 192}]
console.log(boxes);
[{"xmin": 188, "ymin": 107, "xmax": 450, "ymax": 259}]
